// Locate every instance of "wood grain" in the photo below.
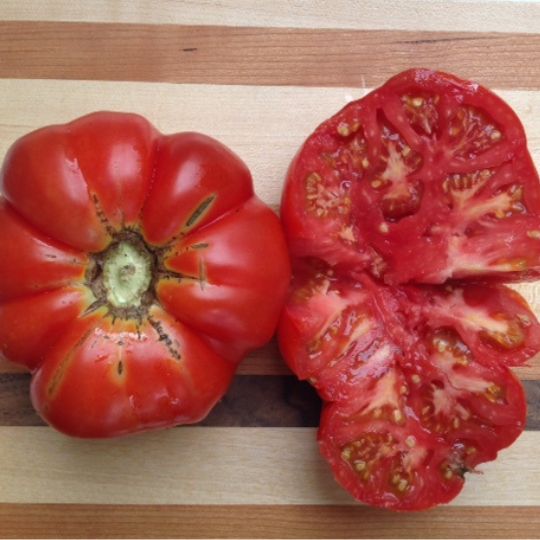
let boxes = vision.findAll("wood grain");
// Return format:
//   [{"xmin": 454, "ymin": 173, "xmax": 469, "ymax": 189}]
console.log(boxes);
[
  {"xmin": 3, "ymin": 0, "xmax": 540, "ymax": 33},
  {"xmin": 0, "ymin": 22, "xmax": 540, "ymax": 89},
  {"xmin": 0, "ymin": 427, "xmax": 539, "ymax": 506},
  {"xmin": 1, "ymin": 1, "xmax": 540, "ymax": 537},
  {"xmin": 1, "ymin": 503, "xmax": 540, "ymax": 539}
]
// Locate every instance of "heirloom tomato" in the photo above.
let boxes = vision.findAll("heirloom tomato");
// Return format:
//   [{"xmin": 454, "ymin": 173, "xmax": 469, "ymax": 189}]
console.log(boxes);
[
  {"xmin": 0, "ymin": 112, "xmax": 290, "ymax": 438},
  {"xmin": 279, "ymin": 69, "xmax": 540, "ymax": 510}
]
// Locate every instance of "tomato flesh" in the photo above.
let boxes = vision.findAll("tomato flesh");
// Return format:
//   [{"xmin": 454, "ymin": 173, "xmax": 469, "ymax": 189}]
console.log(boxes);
[
  {"xmin": 279, "ymin": 69, "xmax": 539, "ymax": 510},
  {"xmin": 280, "ymin": 267, "xmax": 529, "ymax": 510},
  {"xmin": 282, "ymin": 69, "xmax": 540, "ymax": 284}
]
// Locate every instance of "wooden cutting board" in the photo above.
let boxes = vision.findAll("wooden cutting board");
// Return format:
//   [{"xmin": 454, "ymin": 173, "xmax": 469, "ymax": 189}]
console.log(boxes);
[{"xmin": 1, "ymin": 1, "xmax": 540, "ymax": 538}]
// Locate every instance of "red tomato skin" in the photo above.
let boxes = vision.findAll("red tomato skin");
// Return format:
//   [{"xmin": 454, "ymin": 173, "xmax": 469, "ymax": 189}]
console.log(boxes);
[
  {"xmin": 0, "ymin": 200, "xmax": 88, "ymax": 301},
  {"xmin": 66, "ymin": 112, "xmax": 160, "ymax": 230},
  {"xmin": 0, "ymin": 125, "xmax": 110, "ymax": 252},
  {"xmin": 0, "ymin": 287, "xmax": 90, "ymax": 371},
  {"xmin": 0, "ymin": 112, "xmax": 290, "ymax": 437},
  {"xmin": 30, "ymin": 306, "xmax": 235, "ymax": 438},
  {"xmin": 158, "ymin": 197, "xmax": 291, "ymax": 361},
  {"xmin": 141, "ymin": 132, "xmax": 254, "ymax": 246}
]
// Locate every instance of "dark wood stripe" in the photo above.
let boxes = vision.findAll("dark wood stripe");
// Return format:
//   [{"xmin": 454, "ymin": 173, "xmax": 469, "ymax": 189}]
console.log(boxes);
[
  {"xmin": 1, "ymin": 373, "xmax": 539, "ymax": 429},
  {"xmin": 0, "ymin": 22, "xmax": 539, "ymax": 89},
  {"xmin": 203, "ymin": 375, "xmax": 321, "ymax": 427},
  {"xmin": 0, "ymin": 374, "xmax": 322, "ymax": 427},
  {"xmin": 0, "ymin": 503, "xmax": 539, "ymax": 539},
  {"xmin": 524, "ymin": 380, "xmax": 540, "ymax": 429}
]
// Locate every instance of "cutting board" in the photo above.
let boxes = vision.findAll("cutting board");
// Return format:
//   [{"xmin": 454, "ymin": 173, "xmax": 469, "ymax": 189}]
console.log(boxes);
[{"xmin": 1, "ymin": 1, "xmax": 540, "ymax": 538}]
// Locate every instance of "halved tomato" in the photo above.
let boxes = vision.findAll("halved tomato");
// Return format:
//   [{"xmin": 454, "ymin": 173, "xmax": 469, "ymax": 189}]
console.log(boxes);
[
  {"xmin": 318, "ymin": 316, "xmax": 526, "ymax": 510},
  {"xmin": 281, "ymin": 69, "xmax": 540, "ymax": 284},
  {"xmin": 319, "ymin": 353, "xmax": 525, "ymax": 511},
  {"xmin": 280, "ymin": 71, "xmax": 540, "ymax": 510},
  {"xmin": 280, "ymin": 267, "xmax": 530, "ymax": 510}
]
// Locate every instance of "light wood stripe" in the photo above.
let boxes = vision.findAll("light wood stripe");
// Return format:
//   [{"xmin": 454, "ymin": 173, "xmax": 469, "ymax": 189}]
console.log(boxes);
[
  {"xmin": 0, "ymin": 427, "xmax": 538, "ymax": 506},
  {"xmin": 2, "ymin": 0, "xmax": 540, "ymax": 34},
  {"xmin": 1, "ymin": 504, "xmax": 539, "ymax": 539},
  {"xmin": 0, "ymin": 22, "xmax": 539, "ymax": 89}
]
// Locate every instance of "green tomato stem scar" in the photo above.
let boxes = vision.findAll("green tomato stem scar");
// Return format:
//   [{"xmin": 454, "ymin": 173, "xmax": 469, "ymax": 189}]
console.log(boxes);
[{"xmin": 102, "ymin": 241, "xmax": 152, "ymax": 308}]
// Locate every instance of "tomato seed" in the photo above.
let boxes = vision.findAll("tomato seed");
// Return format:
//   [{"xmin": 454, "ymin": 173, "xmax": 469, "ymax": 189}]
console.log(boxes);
[{"xmin": 354, "ymin": 460, "xmax": 366, "ymax": 471}]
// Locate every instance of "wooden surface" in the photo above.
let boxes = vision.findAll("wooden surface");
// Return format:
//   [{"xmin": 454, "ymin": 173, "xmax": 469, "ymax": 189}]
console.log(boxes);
[{"xmin": 1, "ymin": 1, "xmax": 540, "ymax": 538}]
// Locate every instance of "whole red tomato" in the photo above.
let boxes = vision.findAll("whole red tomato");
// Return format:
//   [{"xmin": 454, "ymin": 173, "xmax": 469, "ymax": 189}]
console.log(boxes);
[
  {"xmin": 279, "ymin": 69, "xmax": 540, "ymax": 510},
  {"xmin": 0, "ymin": 112, "xmax": 290, "ymax": 438}
]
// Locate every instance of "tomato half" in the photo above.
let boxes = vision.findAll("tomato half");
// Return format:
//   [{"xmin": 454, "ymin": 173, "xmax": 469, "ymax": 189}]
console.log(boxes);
[
  {"xmin": 0, "ymin": 112, "xmax": 291, "ymax": 438},
  {"xmin": 282, "ymin": 69, "xmax": 540, "ymax": 284},
  {"xmin": 279, "ymin": 266, "xmax": 530, "ymax": 510},
  {"xmin": 279, "ymin": 69, "xmax": 540, "ymax": 510}
]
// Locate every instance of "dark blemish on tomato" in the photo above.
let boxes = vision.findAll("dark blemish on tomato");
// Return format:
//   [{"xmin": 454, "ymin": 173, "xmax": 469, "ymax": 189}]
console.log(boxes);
[
  {"xmin": 117, "ymin": 361, "xmax": 124, "ymax": 375},
  {"xmin": 190, "ymin": 242, "xmax": 209, "ymax": 250},
  {"xmin": 185, "ymin": 195, "xmax": 216, "ymax": 228},
  {"xmin": 148, "ymin": 317, "xmax": 181, "ymax": 360},
  {"xmin": 198, "ymin": 259, "xmax": 207, "ymax": 291},
  {"xmin": 82, "ymin": 298, "xmax": 106, "ymax": 317},
  {"xmin": 46, "ymin": 330, "xmax": 92, "ymax": 397},
  {"xmin": 91, "ymin": 193, "xmax": 116, "ymax": 237}
]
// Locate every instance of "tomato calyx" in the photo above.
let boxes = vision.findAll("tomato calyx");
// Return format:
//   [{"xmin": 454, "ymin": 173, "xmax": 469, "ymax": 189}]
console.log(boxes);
[
  {"xmin": 85, "ymin": 228, "xmax": 201, "ymax": 322},
  {"xmin": 86, "ymin": 231, "xmax": 156, "ymax": 320},
  {"xmin": 103, "ymin": 239, "xmax": 152, "ymax": 308}
]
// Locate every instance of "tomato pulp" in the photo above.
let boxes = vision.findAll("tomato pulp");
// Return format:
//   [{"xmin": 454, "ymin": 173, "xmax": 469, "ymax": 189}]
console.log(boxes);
[
  {"xmin": 0, "ymin": 112, "xmax": 291, "ymax": 438},
  {"xmin": 279, "ymin": 69, "xmax": 540, "ymax": 510}
]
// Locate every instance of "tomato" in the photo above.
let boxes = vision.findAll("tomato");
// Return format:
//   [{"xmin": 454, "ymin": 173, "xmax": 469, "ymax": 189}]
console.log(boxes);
[
  {"xmin": 0, "ymin": 112, "xmax": 291, "ymax": 438},
  {"xmin": 279, "ymin": 267, "xmax": 530, "ymax": 510},
  {"xmin": 279, "ymin": 69, "xmax": 540, "ymax": 510},
  {"xmin": 282, "ymin": 69, "xmax": 540, "ymax": 284}
]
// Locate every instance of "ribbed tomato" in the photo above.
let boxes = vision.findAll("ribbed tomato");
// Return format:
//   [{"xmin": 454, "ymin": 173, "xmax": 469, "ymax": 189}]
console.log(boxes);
[{"xmin": 0, "ymin": 112, "xmax": 290, "ymax": 438}]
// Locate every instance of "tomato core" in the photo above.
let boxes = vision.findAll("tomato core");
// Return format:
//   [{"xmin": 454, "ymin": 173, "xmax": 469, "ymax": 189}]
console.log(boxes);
[
  {"xmin": 102, "ymin": 240, "xmax": 152, "ymax": 308},
  {"xmin": 87, "ymin": 232, "xmax": 157, "ymax": 318}
]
